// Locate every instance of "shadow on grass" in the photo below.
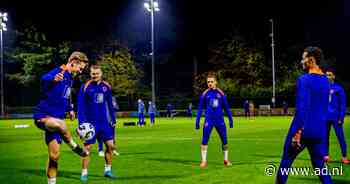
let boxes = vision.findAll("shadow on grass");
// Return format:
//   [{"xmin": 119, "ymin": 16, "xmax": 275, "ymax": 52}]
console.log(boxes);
[
  {"xmin": 18, "ymin": 168, "xmax": 102, "ymax": 180},
  {"xmin": 252, "ymin": 153, "xmax": 310, "ymax": 161},
  {"xmin": 146, "ymin": 158, "xmax": 200, "ymax": 166},
  {"xmin": 116, "ymin": 175, "xmax": 182, "ymax": 180},
  {"xmin": 60, "ymin": 150, "xmax": 160, "ymax": 156},
  {"xmin": 18, "ymin": 168, "xmax": 182, "ymax": 181}
]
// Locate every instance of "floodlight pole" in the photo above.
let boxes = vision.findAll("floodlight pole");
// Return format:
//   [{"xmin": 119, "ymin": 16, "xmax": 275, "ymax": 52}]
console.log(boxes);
[
  {"xmin": 150, "ymin": 0, "xmax": 156, "ymax": 104},
  {"xmin": 270, "ymin": 19, "xmax": 276, "ymax": 108}
]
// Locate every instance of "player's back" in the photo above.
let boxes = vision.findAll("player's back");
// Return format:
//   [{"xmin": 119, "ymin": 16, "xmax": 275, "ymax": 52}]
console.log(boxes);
[{"xmin": 298, "ymin": 73, "xmax": 329, "ymax": 139}]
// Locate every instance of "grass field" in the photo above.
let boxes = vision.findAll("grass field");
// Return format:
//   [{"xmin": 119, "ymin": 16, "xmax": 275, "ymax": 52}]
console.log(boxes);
[{"xmin": 0, "ymin": 116, "xmax": 349, "ymax": 184}]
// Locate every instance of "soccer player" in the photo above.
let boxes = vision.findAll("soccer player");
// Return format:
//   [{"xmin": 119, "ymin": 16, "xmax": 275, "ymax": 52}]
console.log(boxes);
[
  {"xmin": 324, "ymin": 69, "xmax": 349, "ymax": 164},
  {"xmin": 195, "ymin": 73, "xmax": 234, "ymax": 168},
  {"xmin": 276, "ymin": 47, "xmax": 333, "ymax": 184},
  {"xmin": 243, "ymin": 99, "xmax": 250, "ymax": 117},
  {"xmin": 78, "ymin": 65, "xmax": 117, "ymax": 182},
  {"xmin": 283, "ymin": 100, "xmax": 289, "ymax": 116},
  {"xmin": 148, "ymin": 101, "xmax": 157, "ymax": 125},
  {"xmin": 33, "ymin": 51, "xmax": 89, "ymax": 184},
  {"xmin": 187, "ymin": 103, "xmax": 193, "ymax": 118},
  {"xmin": 166, "ymin": 103, "xmax": 174, "ymax": 119},
  {"xmin": 137, "ymin": 99, "xmax": 145, "ymax": 126}
]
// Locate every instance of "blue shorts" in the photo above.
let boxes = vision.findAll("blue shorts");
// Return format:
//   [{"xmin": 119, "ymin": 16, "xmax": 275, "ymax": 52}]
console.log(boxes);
[
  {"xmin": 202, "ymin": 120, "xmax": 228, "ymax": 145},
  {"xmin": 85, "ymin": 123, "xmax": 114, "ymax": 145},
  {"xmin": 33, "ymin": 114, "xmax": 62, "ymax": 145}
]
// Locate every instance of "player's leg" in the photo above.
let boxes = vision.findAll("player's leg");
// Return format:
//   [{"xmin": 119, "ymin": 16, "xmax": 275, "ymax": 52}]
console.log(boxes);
[
  {"xmin": 276, "ymin": 134, "xmax": 305, "ymax": 184},
  {"xmin": 324, "ymin": 121, "xmax": 333, "ymax": 162},
  {"xmin": 138, "ymin": 113, "xmax": 141, "ymax": 126},
  {"xmin": 200, "ymin": 122, "xmax": 214, "ymax": 168},
  {"xmin": 80, "ymin": 127, "xmax": 98, "ymax": 182},
  {"xmin": 332, "ymin": 122, "xmax": 349, "ymax": 164},
  {"xmin": 97, "ymin": 136, "xmax": 104, "ymax": 157},
  {"xmin": 47, "ymin": 139, "xmax": 60, "ymax": 184},
  {"xmin": 112, "ymin": 127, "xmax": 119, "ymax": 156},
  {"xmin": 215, "ymin": 123, "xmax": 231, "ymax": 166},
  {"xmin": 141, "ymin": 113, "xmax": 145, "ymax": 126},
  {"xmin": 307, "ymin": 142, "xmax": 333, "ymax": 184},
  {"xmin": 150, "ymin": 113, "xmax": 155, "ymax": 125},
  {"xmin": 80, "ymin": 144, "xmax": 92, "ymax": 182},
  {"xmin": 103, "ymin": 127, "xmax": 117, "ymax": 179},
  {"xmin": 35, "ymin": 117, "xmax": 88, "ymax": 157}
]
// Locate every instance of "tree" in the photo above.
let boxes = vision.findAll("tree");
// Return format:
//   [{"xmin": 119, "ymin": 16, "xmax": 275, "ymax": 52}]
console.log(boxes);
[
  {"xmin": 195, "ymin": 37, "xmax": 269, "ymax": 97},
  {"xmin": 98, "ymin": 46, "xmax": 142, "ymax": 98},
  {"xmin": 7, "ymin": 26, "xmax": 71, "ymax": 86}
]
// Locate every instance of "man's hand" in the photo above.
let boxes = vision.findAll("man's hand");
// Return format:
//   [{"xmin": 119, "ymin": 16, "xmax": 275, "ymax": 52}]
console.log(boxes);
[
  {"xmin": 229, "ymin": 122, "xmax": 233, "ymax": 128},
  {"xmin": 69, "ymin": 111, "xmax": 76, "ymax": 121},
  {"xmin": 291, "ymin": 129, "xmax": 303, "ymax": 150},
  {"xmin": 54, "ymin": 72, "xmax": 64, "ymax": 82}
]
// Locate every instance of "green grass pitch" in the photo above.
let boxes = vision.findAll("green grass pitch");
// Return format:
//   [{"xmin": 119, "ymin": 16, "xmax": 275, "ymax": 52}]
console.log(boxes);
[{"xmin": 0, "ymin": 116, "xmax": 349, "ymax": 184}]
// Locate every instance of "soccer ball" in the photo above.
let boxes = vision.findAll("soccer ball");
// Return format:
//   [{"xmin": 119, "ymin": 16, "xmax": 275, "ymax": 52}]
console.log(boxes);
[{"xmin": 76, "ymin": 123, "xmax": 95, "ymax": 141}]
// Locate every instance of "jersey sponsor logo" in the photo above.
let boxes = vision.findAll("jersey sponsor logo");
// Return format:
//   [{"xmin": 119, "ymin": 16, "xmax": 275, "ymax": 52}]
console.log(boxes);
[
  {"xmin": 95, "ymin": 93, "xmax": 104, "ymax": 103},
  {"xmin": 210, "ymin": 98, "xmax": 219, "ymax": 108}
]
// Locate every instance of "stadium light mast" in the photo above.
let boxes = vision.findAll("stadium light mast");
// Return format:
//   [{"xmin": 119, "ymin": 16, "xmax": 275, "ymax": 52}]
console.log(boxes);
[
  {"xmin": 144, "ymin": 0, "xmax": 159, "ymax": 104},
  {"xmin": 0, "ymin": 12, "xmax": 8, "ymax": 117},
  {"xmin": 270, "ymin": 18, "xmax": 276, "ymax": 108}
]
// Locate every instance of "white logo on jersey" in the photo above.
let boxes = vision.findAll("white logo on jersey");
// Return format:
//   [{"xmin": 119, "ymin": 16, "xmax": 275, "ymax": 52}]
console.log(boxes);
[{"xmin": 95, "ymin": 93, "xmax": 104, "ymax": 103}]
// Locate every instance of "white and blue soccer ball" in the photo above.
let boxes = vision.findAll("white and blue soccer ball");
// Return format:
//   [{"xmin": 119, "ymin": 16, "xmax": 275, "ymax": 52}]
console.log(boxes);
[{"xmin": 76, "ymin": 123, "xmax": 95, "ymax": 141}]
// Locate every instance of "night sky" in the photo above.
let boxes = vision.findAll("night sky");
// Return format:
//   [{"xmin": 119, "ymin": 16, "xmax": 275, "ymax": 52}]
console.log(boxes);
[{"xmin": 1, "ymin": 0, "xmax": 350, "ymax": 106}]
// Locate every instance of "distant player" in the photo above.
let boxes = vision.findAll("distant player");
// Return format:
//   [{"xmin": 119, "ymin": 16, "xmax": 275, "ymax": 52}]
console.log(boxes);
[
  {"xmin": 276, "ymin": 47, "xmax": 332, "ymax": 184},
  {"xmin": 195, "ymin": 73, "xmax": 234, "ymax": 168},
  {"xmin": 148, "ymin": 101, "xmax": 157, "ymax": 125},
  {"xmin": 166, "ymin": 103, "xmax": 174, "ymax": 119},
  {"xmin": 78, "ymin": 65, "xmax": 117, "ymax": 182},
  {"xmin": 243, "ymin": 100, "xmax": 250, "ymax": 117},
  {"xmin": 33, "ymin": 51, "xmax": 89, "ymax": 184},
  {"xmin": 187, "ymin": 103, "xmax": 193, "ymax": 118},
  {"xmin": 323, "ymin": 69, "xmax": 349, "ymax": 164},
  {"xmin": 138, "ymin": 99, "xmax": 145, "ymax": 126},
  {"xmin": 282, "ymin": 100, "xmax": 288, "ymax": 116}
]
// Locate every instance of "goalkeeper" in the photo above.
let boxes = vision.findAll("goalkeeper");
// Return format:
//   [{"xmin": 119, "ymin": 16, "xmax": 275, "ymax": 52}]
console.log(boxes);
[{"xmin": 77, "ymin": 65, "xmax": 117, "ymax": 182}]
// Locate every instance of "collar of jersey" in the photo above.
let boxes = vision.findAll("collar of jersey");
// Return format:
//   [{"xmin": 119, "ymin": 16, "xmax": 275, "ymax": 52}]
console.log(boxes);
[{"xmin": 309, "ymin": 67, "xmax": 324, "ymax": 75}]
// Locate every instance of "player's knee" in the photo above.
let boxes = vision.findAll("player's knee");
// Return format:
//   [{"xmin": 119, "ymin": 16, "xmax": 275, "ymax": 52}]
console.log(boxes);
[
  {"xmin": 49, "ymin": 151, "xmax": 60, "ymax": 162},
  {"xmin": 106, "ymin": 144, "xmax": 114, "ymax": 152}
]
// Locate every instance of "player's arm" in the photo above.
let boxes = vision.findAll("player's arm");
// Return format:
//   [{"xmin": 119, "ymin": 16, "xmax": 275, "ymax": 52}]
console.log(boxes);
[
  {"xmin": 42, "ymin": 67, "xmax": 65, "ymax": 82},
  {"xmin": 106, "ymin": 87, "xmax": 117, "ymax": 126},
  {"xmin": 292, "ymin": 77, "xmax": 310, "ymax": 149},
  {"xmin": 338, "ymin": 86, "xmax": 346, "ymax": 124},
  {"xmin": 77, "ymin": 84, "xmax": 88, "ymax": 125},
  {"xmin": 223, "ymin": 95, "xmax": 234, "ymax": 128},
  {"xmin": 295, "ymin": 77, "xmax": 311, "ymax": 129},
  {"xmin": 195, "ymin": 94, "xmax": 205, "ymax": 129}
]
